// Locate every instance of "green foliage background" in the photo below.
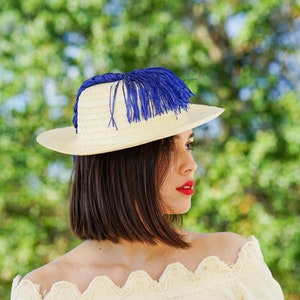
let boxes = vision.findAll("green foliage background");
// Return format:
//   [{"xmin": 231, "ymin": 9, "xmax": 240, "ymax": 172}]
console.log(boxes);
[{"xmin": 1, "ymin": 0, "xmax": 299, "ymax": 299}]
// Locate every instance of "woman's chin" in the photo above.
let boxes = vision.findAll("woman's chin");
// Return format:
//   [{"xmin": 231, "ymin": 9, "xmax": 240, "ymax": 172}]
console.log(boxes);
[{"xmin": 164, "ymin": 202, "xmax": 192, "ymax": 214}]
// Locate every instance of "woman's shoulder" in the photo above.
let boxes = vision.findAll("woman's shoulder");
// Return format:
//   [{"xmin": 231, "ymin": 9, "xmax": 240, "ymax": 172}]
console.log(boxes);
[
  {"xmin": 22, "ymin": 242, "xmax": 87, "ymax": 294},
  {"xmin": 23, "ymin": 255, "xmax": 70, "ymax": 294},
  {"xmin": 12, "ymin": 255, "xmax": 84, "ymax": 300},
  {"xmin": 185, "ymin": 231, "xmax": 248, "ymax": 266},
  {"xmin": 186, "ymin": 230, "xmax": 247, "ymax": 247}
]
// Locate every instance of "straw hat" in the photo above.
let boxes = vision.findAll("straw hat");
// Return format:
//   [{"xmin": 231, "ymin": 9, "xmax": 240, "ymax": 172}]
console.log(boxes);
[{"xmin": 37, "ymin": 67, "xmax": 224, "ymax": 155}]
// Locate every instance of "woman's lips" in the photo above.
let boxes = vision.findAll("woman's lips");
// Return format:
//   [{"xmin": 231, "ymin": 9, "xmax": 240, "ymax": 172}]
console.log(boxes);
[{"xmin": 176, "ymin": 180, "xmax": 194, "ymax": 196}]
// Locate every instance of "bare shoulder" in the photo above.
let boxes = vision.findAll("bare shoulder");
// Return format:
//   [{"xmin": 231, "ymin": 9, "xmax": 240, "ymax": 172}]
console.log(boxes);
[
  {"xmin": 22, "ymin": 241, "xmax": 96, "ymax": 294},
  {"xmin": 24, "ymin": 256, "xmax": 69, "ymax": 294},
  {"xmin": 187, "ymin": 231, "xmax": 247, "ymax": 265},
  {"xmin": 207, "ymin": 231, "xmax": 247, "ymax": 249}
]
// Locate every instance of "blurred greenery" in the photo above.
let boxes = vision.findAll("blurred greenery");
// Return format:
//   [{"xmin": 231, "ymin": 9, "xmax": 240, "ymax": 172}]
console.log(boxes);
[{"xmin": 1, "ymin": 0, "xmax": 299, "ymax": 299}]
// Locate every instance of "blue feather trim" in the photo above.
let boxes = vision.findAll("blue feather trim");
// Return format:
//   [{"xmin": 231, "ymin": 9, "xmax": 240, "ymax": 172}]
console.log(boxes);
[{"xmin": 73, "ymin": 67, "xmax": 194, "ymax": 131}]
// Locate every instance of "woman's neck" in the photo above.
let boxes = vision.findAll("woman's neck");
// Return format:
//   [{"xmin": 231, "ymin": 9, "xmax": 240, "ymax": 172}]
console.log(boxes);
[{"xmin": 87, "ymin": 239, "xmax": 175, "ymax": 268}]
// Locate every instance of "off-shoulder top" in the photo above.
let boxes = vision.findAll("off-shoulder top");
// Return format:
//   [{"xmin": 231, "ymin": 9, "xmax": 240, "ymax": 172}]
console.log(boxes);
[{"xmin": 10, "ymin": 237, "xmax": 284, "ymax": 299}]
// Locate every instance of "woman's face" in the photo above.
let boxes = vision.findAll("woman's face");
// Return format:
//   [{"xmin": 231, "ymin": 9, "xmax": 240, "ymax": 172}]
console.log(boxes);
[{"xmin": 160, "ymin": 130, "xmax": 198, "ymax": 214}]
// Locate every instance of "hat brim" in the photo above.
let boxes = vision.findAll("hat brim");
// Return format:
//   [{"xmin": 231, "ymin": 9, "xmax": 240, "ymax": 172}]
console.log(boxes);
[{"xmin": 37, "ymin": 104, "xmax": 224, "ymax": 155}]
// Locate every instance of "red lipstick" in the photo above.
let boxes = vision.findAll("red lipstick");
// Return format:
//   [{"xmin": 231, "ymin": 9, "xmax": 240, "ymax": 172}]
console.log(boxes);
[{"xmin": 176, "ymin": 180, "xmax": 194, "ymax": 196}]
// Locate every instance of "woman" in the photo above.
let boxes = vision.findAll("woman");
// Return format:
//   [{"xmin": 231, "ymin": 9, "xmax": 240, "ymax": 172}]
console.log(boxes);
[{"xmin": 11, "ymin": 67, "xmax": 283, "ymax": 299}]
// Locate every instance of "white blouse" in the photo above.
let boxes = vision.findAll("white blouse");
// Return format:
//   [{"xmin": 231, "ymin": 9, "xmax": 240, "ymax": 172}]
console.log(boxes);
[{"xmin": 11, "ymin": 236, "xmax": 284, "ymax": 299}]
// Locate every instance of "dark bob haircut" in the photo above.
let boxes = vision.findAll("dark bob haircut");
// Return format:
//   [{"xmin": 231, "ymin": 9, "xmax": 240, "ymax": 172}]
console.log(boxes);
[{"xmin": 70, "ymin": 136, "xmax": 190, "ymax": 248}]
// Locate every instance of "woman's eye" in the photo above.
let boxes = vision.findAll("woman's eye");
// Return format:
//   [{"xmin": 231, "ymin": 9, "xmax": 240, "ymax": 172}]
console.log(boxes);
[{"xmin": 186, "ymin": 141, "xmax": 194, "ymax": 151}]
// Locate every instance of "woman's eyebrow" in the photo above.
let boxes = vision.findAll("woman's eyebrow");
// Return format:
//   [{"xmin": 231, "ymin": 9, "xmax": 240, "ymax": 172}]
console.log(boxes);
[{"xmin": 174, "ymin": 132, "xmax": 194, "ymax": 139}]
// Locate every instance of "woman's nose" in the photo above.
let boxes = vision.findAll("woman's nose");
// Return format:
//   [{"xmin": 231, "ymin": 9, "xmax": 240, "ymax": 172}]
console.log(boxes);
[{"xmin": 180, "ymin": 153, "xmax": 198, "ymax": 174}]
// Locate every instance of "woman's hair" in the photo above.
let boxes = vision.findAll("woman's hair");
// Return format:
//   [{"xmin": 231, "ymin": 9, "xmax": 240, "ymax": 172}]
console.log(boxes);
[{"xmin": 70, "ymin": 136, "xmax": 190, "ymax": 248}]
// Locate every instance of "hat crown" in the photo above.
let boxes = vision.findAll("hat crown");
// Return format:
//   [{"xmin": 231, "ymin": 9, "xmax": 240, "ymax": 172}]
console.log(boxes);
[{"xmin": 72, "ymin": 67, "xmax": 193, "ymax": 132}]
